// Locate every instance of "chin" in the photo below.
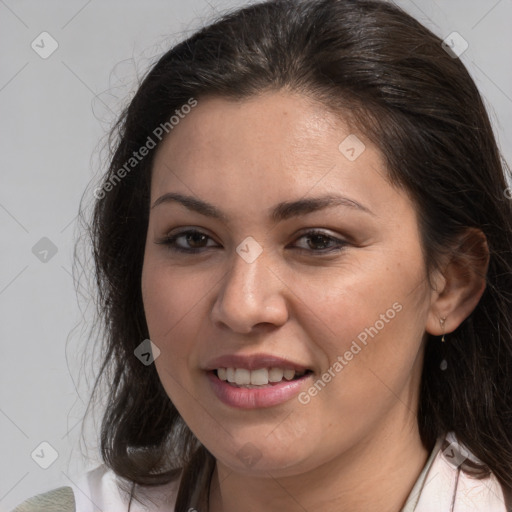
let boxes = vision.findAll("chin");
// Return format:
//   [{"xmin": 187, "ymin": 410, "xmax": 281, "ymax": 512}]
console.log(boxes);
[{"xmin": 207, "ymin": 437, "xmax": 314, "ymax": 476}]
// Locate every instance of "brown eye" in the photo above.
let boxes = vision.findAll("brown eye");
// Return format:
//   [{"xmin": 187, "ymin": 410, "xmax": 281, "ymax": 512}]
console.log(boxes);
[
  {"xmin": 185, "ymin": 232, "xmax": 209, "ymax": 248},
  {"xmin": 155, "ymin": 229, "xmax": 219, "ymax": 253},
  {"xmin": 306, "ymin": 233, "xmax": 333, "ymax": 250},
  {"xmin": 293, "ymin": 230, "xmax": 347, "ymax": 254}
]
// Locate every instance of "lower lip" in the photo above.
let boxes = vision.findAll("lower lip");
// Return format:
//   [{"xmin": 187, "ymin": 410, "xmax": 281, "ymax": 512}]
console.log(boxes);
[{"xmin": 206, "ymin": 371, "xmax": 313, "ymax": 409}]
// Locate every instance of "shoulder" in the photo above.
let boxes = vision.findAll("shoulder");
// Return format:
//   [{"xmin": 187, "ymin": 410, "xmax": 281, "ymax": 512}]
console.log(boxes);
[
  {"xmin": 11, "ymin": 465, "xmax": 181, "ymax": 512},
  {"xmin": 415, "ymin": 433, "xmax": 512, "ymax": 512},
  {"xmin": 10, "ymin": 486, "xmax": 75, "ymax": 512}
]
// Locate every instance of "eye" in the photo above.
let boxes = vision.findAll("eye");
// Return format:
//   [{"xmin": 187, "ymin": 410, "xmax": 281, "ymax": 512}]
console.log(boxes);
[
  {"xmin": 155, "ymin": 228, "xmax": 348, "ymax": 255},
  {"xmin": 155, "ymin": 229, "xmax": 219, "ymax": 253},
  {"xmin": 292, "ymin": 229, "xmax": 347, "ymax": 254}
]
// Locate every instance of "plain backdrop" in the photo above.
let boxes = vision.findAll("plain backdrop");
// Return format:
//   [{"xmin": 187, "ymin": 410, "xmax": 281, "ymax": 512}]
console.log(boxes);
[{"xmin": 1, "ymin": 0, "xmax": 511, "ymax": 509}]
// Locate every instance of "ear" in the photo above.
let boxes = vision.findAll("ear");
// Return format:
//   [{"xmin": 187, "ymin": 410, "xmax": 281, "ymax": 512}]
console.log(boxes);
[{"xmin": 426, "ymin": 228, "xmax": 490, "ymax": 336}]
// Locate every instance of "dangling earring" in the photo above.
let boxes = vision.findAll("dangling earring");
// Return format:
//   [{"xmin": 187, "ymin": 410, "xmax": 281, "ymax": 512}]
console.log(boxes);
[{"xmin": 439, "ymin": 317, "xmax": 447, "ymax": 371}]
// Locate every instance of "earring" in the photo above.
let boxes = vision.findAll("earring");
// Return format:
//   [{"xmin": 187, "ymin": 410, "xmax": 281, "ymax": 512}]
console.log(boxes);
[{"xmin": 439, "ymin": 317, "xmax": 447, "ymax": 371}]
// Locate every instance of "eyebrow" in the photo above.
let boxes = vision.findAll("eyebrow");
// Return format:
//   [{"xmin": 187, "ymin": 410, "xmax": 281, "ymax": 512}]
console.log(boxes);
[{"xmin": 151, "ymin": 192, "xmax": 374, "ymax": 223}]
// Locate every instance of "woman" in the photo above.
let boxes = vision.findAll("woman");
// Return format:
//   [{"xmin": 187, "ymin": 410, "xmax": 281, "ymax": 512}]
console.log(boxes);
[{"xmin": 12, "ymin": 0, "xmax": 512, "ymax": 511}]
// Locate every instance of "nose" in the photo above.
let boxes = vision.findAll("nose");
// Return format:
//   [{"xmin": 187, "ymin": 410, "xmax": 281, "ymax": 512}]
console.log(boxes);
[{"xmin": 210, "ymin": 245, "xmax": 289, "ymax": 334}]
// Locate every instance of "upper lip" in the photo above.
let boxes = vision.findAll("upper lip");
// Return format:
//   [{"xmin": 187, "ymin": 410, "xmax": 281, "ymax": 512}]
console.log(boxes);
[{"xmin": 204, "ymin": 353, "xmax": 311, "ymax": 372}]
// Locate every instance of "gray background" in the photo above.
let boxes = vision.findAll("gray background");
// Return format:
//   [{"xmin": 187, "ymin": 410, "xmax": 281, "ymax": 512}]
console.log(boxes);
[{"xmin": 1, "ymin": 0, "xmax": 511, "ymax": 509}]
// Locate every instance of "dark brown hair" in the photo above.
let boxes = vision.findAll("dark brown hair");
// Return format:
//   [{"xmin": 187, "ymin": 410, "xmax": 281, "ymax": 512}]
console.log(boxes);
[{"xmin": 78, "ymin": 0, "xmax": 512, "ymax": 509}]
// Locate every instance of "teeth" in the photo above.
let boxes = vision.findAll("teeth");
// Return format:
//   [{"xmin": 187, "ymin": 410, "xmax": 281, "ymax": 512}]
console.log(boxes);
[
  {"xmin": 284, "ymin": 369, "xmax": 296, "ymax": 380},
  {"xmin": 226, "ymin": 368, "xmax": 236, "ymax": 383},
  {"xmin": 216, "ymin": 367, "xmax": 307, "ymax": 386},
  {"xmin": 235, "ymin": 368, "xmax": 251, "ymax": 385},
  {"xmin": 250, "ymin": 368, "xmax": 268, "ymax": 385},
  {"xmin": 269, "ymin": 367, "xmax": 284, "ymax": 382}
]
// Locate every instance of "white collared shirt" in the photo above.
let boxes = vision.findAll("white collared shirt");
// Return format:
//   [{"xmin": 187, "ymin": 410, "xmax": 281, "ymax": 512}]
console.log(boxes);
[{"xmin": 13, "ymin": 433, "xmax": 511, "ymax": 512}]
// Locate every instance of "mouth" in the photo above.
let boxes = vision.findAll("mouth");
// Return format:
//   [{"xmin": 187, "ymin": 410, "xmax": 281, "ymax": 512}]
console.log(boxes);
[
  {"xmin": 207, "ymin": 367, "xmax": 314, "ymax": 409},
  {"xmin": 212, "ymin": 367, "xmax": 314, "ymax": 388},
  {"xmin": 204, "ymin": 353, "xmax": 315, "ymax": 408}
]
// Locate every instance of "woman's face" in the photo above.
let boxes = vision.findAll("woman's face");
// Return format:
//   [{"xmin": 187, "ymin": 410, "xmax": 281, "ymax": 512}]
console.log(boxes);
[{"xmin": 141, "ymin": 91, "xmax": 436, "ymax": 476}]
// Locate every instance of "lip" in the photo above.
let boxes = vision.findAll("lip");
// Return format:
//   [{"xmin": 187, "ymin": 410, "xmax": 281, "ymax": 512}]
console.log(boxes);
[
  {"xmin": 204, "ymin": 353, "xmax": 311, "ymax": 372},
  {"xmin": 206, "ymin": 370, "xmax": 313, "ymax": 409}
]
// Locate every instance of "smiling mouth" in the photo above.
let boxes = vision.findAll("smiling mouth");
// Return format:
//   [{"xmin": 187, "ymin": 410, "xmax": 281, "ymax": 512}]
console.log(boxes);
[{"xmin": 212, "ymin": 367, "xmax": 314, "ymax": 388}]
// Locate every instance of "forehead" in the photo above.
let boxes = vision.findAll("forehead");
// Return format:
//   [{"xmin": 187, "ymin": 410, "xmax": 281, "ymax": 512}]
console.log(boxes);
[
  {"xmin": 155, "ymin": 93, "xmax": 343, "ymax": 170},
  {"xmin": 148, "ymin": 91, "xmax": 412, "ymax": 226},
  {"xmin": 152, "ymin": 92, "xmax": 377, "ymax": 183}
]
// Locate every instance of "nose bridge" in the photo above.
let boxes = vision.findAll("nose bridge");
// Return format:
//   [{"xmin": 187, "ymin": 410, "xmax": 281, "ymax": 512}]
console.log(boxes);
[
  {"xmin": 211, "ymin": 241, "xmax": 288, "ymax": 332},
  {"xmin": 226, "ymin": 243, "xmax": 273, "ymax": 308}
]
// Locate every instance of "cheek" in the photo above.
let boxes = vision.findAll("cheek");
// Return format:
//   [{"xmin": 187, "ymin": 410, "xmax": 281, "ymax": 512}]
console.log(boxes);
[
  {"xmin": 141, "ymin": 258, "xmax": 219, "ymax": 394},
  {"xmin": 141, "ymin": 263, "xmax": 197, "ymax": 410},
  {"xmin": 141, "ymin": 264, "xmax": 195, "ymax": 396},
  {"xmin": 287, "ymin": 255, "xmax": 422, "ymax": 349},
  {"xmin": 290, "ymin": 250, "xmax": 428, "ymax": 396},
  {"xmin": 141, "ymin": 257, "xmax": 210, "ymax": 342}
]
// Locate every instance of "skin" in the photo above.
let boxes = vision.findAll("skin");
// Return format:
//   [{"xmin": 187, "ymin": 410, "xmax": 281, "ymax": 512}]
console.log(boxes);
[{"xmin": 141, "ymin": 91, "xmax": 487, "ymax": 512}]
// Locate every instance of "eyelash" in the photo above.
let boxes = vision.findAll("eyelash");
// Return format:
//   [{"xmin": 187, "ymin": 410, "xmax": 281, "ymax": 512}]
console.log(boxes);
[{"xmin": 155, "ymin": 229, "xmax": 348, "ymax": 255}]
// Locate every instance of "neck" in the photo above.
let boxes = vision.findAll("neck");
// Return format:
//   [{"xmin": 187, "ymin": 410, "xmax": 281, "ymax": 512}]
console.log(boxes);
[{"xmin": 207, "ymin": 411, "xmax": 430, "ymax": 512}]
